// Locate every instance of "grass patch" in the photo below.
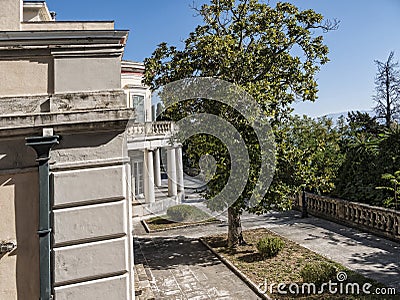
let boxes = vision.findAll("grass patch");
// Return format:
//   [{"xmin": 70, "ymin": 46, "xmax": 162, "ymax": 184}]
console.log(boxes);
[
  {"xmin": 145, "ymin": 205, "xmax": 217, "ymax": 231},
  {"xmin": 204, "ymin": 228, "xmax": 398, "ymax": 299}
]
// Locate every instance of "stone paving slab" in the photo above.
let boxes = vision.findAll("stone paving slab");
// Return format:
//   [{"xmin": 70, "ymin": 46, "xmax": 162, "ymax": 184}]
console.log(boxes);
[
  {"xmin": 134, "ymin": 210, "xmax": 400, "ymax": 293},
  {"xmin": 134, "ymin": 236, "xmax": 261, "ymax": 299}
]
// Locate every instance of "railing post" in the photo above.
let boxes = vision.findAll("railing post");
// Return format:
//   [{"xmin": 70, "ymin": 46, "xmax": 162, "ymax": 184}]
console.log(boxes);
[
  {"xmin": 301, "ymin": 190, "xmax": 308, "ymax": 218},
  {"xmin": 338, "ymin": 200, "xmax": 344, "ymax": 220}
]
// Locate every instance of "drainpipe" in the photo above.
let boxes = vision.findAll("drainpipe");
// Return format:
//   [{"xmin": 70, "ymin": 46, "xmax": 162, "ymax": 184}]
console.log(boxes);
[{"xmin": 26, "ymin": 132, "xmax": 60, "ymax": 300}]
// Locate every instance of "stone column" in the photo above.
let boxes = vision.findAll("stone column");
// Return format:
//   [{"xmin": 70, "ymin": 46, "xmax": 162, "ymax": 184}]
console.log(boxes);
[
  {"xmin": 167, "ymin": 147, "xmax": 177, "ymax": 197},
  {"xmin": 144, "ymin": 149, "xmax": 155, "ymax": 203},
  {"xmin": 175, "ymin": 146, "xmax": 184, "ymax": 194},
  {"xmin": 153, "ymin": 148, "xmax": 162, "ymax": 187}
]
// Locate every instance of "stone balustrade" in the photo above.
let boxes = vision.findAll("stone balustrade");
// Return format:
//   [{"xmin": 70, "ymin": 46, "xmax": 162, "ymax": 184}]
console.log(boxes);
[
  {"xmin": 152, "ymin": 121, "xmax": 174, "ymax": 135},
  {"xmin": 127, "ymin": 121, "xmax": 174, "ymax": 137},
  {"xmin": 293, "ymin": 192, "xmax": 400, "ymax": 242}
]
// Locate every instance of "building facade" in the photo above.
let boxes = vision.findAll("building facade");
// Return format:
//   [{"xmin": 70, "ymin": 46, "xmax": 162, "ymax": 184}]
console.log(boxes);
[
  {"xmin": 0, "ymin": 1, "xmax": 134, "ymax": 299},
  {"xmin": 0, "ymin": 1, "xmax": 185, "ymax": 299},
  {"xmin": 121, "ymin": 61, "xmax": 185, "ymax": 219}
]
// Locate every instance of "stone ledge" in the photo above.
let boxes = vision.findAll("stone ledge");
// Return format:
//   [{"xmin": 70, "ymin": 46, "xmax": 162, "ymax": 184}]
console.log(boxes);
[
  {"xmin": 50, "ymin": 157, "xmax": 130, "ymax": 172},
  {"xmin": 0, "ymin": 108, "xmax": 133, "ymax": 137},
  {"xmin": 21, "ymin": 21, "xmax": 115, "ymax": 31},
  {"xmin": 0, "ymin": 90, "xmax": 127, "ymax": 115}
]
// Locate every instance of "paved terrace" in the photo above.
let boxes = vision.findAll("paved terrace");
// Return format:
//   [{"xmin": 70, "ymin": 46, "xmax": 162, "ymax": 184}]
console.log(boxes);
[{"xmin": 134, "ymin": 208, "xmax": 400, "ymax": 298}]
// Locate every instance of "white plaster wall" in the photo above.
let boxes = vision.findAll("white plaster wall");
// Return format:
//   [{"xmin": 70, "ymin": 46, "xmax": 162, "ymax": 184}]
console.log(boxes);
[
  {"xmin": 21, "ymin": 22, "xmax": 115, "ymax": 31},
  {"xmin": 121, "ymin": 74, "xmax": 143, "ymax": 89},
  {"xmin": 50, "ymin": 132, "xmax": 126, "ymax": 166}
]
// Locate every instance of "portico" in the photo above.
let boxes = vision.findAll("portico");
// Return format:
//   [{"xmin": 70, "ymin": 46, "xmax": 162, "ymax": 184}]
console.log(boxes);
[
  {"xmin": 122, "ymin": 61, "xmax": 185, "ymax": 218},
  {"xmin": 126, "ymin": 122, "xmax": 185, "ymax": 218}
]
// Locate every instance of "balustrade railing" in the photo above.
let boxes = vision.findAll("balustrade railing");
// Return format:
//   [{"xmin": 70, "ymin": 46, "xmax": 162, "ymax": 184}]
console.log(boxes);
[
  {"xmin": 127, "ymin": 121, "xmax": 174, "ymax": 137},
  {"xmin": 294, "ymin": 192, "xmax": 400, "ymax": 242}
]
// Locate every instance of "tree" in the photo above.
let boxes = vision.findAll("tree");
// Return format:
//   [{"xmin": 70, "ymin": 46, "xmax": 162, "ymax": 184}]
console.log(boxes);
[
  {"xmin": 376, "ymin": 171, "xmax": 400, "ymax": 210},
  {"xmin": 333, "ymin": 112, "xmax": 382, "ymax": 204},
  {"xmin": 373, "ymin": 51, "xmax": 400, "ymax": 127},
  {"xmin": 144, "ymin": 0, "xmax": 337, "ymax": 247},
  {"xmin": 274, "ymin": 115, "xmax": 343, "ymax": 195},
  {"xmin": 333, "ymin": 133, "xmax": 381, "ymax": 205},
  {"xmin": 346, "ymin": 111, "xmax": 382, "ymax": 136},
  {"xmin": 333, "ymin": 116, "xmax": 400, "ymax": 207}
]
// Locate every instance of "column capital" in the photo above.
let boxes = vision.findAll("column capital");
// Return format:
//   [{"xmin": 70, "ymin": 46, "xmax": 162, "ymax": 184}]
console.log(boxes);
[{"xmin": 165, "ymin": 144, "xmax": 182, "ymax": 150}]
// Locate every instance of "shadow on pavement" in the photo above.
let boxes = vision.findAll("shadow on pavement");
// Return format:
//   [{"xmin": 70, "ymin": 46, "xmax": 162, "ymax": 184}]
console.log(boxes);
[{"xmin": 134, "ymin": 236, "xmax": 221, "ymax": 271}]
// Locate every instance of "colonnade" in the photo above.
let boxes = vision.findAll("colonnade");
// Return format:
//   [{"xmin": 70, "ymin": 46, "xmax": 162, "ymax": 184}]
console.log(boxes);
[{"xmin": 143, "ymin": 145, "xmax": 184, "ymax": 203}]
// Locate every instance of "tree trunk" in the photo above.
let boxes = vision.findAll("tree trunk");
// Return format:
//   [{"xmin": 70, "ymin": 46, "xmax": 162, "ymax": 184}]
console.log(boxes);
[
  {"xmin": 386, "ymin": 67, "xmax": 391, "ymax": 127},
  {"xmin": 227, "ymin": 206, "xmax": 243, "ymax": 248}
]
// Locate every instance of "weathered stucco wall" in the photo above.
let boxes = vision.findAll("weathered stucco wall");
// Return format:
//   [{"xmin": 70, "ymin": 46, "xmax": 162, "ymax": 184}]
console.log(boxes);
[
  {"xmin": 0, "ymin": 58, "xmax": 51, "ymax": 97},
  {"xmin": 0, "ymin": 55, "xmax": 122, "ymax": 98},
  {"xmin": 54, "ymin": 57, "xmax": 121, "ymax": 94},
  {"xmin": 21, "ymin": 21, "xmax": 115, "ymax": 31},
  {"xmin": 0, "ymin": 162, "xmax": 39, "ymax": 299},
  {"xmin": 0, "ymin": 0, "xmax": 22, "ymax": 31},
  {"xmin": 0, "ymin": 130, "xmax": 133, "ymax": 299},
  {"xmin": 0, "ymin": 7, "xmax": 133, "ymax": 297}
]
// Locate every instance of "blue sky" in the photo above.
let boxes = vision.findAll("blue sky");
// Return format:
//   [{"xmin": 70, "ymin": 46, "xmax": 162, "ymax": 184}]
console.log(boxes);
[{"xmin": 46, "ymin": 0, "xmax": 400, "ymax": 117}]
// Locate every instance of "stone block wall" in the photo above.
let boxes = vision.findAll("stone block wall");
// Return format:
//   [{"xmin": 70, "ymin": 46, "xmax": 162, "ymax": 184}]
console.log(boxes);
[{"xmin": 50, "ymin": 131, "xmax": 133, "ymax": 299}]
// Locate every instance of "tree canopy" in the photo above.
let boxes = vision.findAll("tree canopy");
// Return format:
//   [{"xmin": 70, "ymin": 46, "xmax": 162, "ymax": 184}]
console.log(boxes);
[
  {"xmin": 145, "ymin": 0, "xmax": 338, "ymax": 121},
  {"xmin": 144, "ymin": 0, "xmax": 338, "ymax": 246}
]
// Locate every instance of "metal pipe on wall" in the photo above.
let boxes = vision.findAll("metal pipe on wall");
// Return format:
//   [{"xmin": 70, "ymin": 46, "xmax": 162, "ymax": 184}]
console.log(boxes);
[{"xmin": 26, "ymin": 134, "xmax": 60, "ymax": 300}]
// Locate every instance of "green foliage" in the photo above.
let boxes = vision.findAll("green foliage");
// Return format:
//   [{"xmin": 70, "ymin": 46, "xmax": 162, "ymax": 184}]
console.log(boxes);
[
  {"xmin": 144, "ymin": 0, "xmax": 337, "ymax": 245},
  {"xmin": 166, "ymin": 205, "xmax": 211, "ymax": 222},
  {"xmin": 376, "ymin": 170, "xmax": 400, "ymax": 209},
  {"xmin": 333, "ymin": 119, "xmax": 400, "ymax": 207},
  {"xmin": 256, "ymin": 235, "xmax": 285, "ymax": 258},
  {"xmin": 247, "ymin": 115, "xmax": 343, "ymax": 213},
  {"xmin": 333, "ymin": 133, "xmax": 381, "ymax": 205},
  {"xmin": 300, "ymin": 262, "xmax": 337, "ymax": 285},
  {"xmin": 276, "ymin": 115, "xmax": 343, "ymax": 194},
  {"xmin": 144, "ymin": 0, "xmax": 336, "ymax": 207},
  {"xmin": 145, "ymin": 0, "xmax": 337, "ymax": 119}
]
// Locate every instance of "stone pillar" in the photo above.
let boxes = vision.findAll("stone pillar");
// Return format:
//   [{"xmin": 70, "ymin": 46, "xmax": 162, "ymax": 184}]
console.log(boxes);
[
  {"xmin": 175, "ymin": 146, "xmax": 184, "ymax": 194},
  {"xmin": 153, "ymin": 148, "xmax": 162, "ymax": 187},
  {"xmin": 144, "ymin": 149, "xmax": 155, "ymax": 203},
  {"xmin": 167, "ymin": 147, "xmax": 177, "ymax": 197}
]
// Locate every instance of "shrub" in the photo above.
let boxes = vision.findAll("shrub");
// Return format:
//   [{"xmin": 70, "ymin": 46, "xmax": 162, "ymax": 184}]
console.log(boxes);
[
  {"xmin": 166, "ymin": 205, "xmax": 210, "ymax": 222},
  {"xmin": 256, "ymin": 236, "xmax": 285, "ymax": 258},
  {"xmin": 300, "ymin": 262, "xmax": 337, "ymax": 285}
]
